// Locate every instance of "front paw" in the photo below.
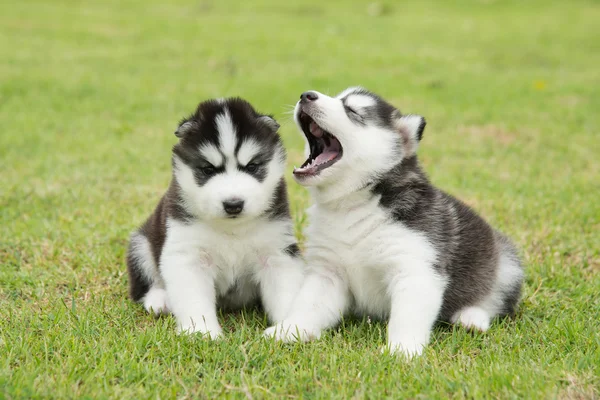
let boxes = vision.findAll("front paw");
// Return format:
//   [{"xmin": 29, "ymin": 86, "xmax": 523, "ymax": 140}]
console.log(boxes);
[
  {"xmin": 384, "ymin": 337, "xmax": 428, "ymax": 358},
  {"xmin": 263, "ymin": 321, "xmax": 320, "ymax": 343},
  {"xmin": 177, "ymin": 320, "xmax": 223, "ymax": 339},
  {"xmin": 142, "ymin": 288, "xmax": 170, "ymax": 316}
]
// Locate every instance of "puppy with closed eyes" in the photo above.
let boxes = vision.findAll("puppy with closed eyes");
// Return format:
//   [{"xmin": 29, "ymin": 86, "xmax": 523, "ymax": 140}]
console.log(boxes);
[{"xmin": 265, "ymin": 88, "xmax": 524, "ymax": 357}]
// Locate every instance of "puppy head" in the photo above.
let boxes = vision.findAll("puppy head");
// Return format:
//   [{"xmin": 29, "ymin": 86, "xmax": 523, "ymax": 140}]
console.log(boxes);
[
  {"xmin": 172, "ymin": 98, "xmax": 285, "ymax": 221},
  {"xmin": 292, "ymin": 87, "xmax": 425, "ymax": 190}
]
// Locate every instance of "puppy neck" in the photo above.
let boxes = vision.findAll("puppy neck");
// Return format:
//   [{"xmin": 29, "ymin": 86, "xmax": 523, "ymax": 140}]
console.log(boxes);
[
  {"xmin": 310, "ymin": 180, "xmax": 378, "ymax": 212},
  {"xmin": 310, "ymin": 155, "xmax": 426, "ymax": 211}
]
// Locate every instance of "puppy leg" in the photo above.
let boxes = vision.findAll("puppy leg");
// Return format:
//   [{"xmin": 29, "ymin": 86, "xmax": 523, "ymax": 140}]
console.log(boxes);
[
  {"xmin": 257, "ymin": 252, "xmax": 306, "ymax": 324},
  {"xmin": 161, "ymin": 246, "xmax": 222, "ymax": 339},
  {"xmin": 386, "ymin": 267, "xmax": 446, "ymax": 358},
  {"xmin": 264, "ymin": 268, "xmax": 349, "ymax": 342},
  {"xmin": 127, "ymin": 231, "xmax": 170, "ymax": 315}
]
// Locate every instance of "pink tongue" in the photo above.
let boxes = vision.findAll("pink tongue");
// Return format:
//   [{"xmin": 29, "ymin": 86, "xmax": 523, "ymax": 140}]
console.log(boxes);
[
  {"xmin": 314, "ymin": 149, "xmax": 338, "ymax": 164},
  {"xmin": 310, "ymin": 121, "xmax": 324, "ymax": 138}
]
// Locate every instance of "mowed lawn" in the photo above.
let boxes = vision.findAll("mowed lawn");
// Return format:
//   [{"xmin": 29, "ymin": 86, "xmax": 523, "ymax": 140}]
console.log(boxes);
[{"xmin": 1, "ymin": 0, "xmax": 599, "ymax": 398}]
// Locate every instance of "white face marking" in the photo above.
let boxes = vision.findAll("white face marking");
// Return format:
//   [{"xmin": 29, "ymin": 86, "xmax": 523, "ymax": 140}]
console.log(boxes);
[
  {"xmin": 336, "ymin": 86, "xmax": 366, "ymax": 99},
  {"xmin": 214, "ymin": 109, "xmax": 237, "ymax": 166},
  {"xmin": 345, "ymin": 94, "xmax": 376, "ymax": 109},
  {"xmin": 199, "ymin": 144, "xmax": 224, "ymax": 167},
  {"xmin": 237, "ymin": 139, "xmax": 262, "ymax": 166}
]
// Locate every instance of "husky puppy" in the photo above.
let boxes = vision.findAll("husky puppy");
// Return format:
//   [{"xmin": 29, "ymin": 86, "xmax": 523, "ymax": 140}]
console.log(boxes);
[
  {"xmin": 264, "ymin": 88, "xmax": 524, "ymax": 356},
  {"xmin": 127, "ymin": 98, "xmax": 304, "ymax": 338}
]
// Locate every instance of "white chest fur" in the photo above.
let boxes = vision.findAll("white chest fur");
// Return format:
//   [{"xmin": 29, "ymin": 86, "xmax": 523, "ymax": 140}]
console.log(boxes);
[
  {"xmin": 163, "ymin": 218, "xmax": 294, "ymax": 296},
  {"xmin": 303, "ymin": 192, "xmax": 438, "ymax": 319}
]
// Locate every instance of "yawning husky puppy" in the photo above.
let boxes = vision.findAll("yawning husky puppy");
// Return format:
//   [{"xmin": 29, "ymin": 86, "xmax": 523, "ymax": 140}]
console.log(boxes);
[
  {"xmin": 264, "ymin": 88, "xmax": 524, "ymax": 356},
  {"xmin": 127, "ymin": 98, "xmax": 304, "ymax": 338}
]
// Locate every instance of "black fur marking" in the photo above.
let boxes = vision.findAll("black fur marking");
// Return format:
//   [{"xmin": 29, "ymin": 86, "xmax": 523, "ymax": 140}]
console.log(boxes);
[
  {"xmin": 238, "ymin": 162, "xmax": 269, "ymax": 182},
  {"xmin": 126, "ymin": 244, "xmax": 150, "ymax": 302},
  {"xmin": 231, "ymin": 106, "xmax": 281, "ymax": 159},
  {"xmin": 166, "ymin": 180, "xmax": 195, "ymax": 223},
  {"xmin": 340, "ymin": 88, "xmax": 400, "ymax": 130},
  {"xmin": 416, "ymin": 117, "xmax": 427, "ymax": 141},
  {"xmin": 191, "ymin": 165, "xmax": 226, "ymax": 187},
  {"xmin": 372, "ymin": 155, "xmax": 523, "ymax": 322},
  {"xmin": 236, "ymin": 149, "xmax": 275, "ymax": 183},
  {"xmin": 264, "ymin": 178, "xmax": 291, "ymax": 220},
  {"xmin": 284, "ymin": 243, "xmax": 301, "ymax": 258}
]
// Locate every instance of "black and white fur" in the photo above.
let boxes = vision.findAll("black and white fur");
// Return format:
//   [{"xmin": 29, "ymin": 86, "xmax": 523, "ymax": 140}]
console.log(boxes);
[
  {"xmin": 127, "ymin": 98, "xmax": 304, "ymax": 338},
  {"xmin": 264, "ymin": 88, "xmax": 524, "ymax": 357}
]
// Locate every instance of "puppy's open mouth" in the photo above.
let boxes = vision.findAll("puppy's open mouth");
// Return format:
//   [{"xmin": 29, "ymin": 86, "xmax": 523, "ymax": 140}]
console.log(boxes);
[{"xmin": 293, "ymin": 112, "xmax": 343, "ymax": 177}]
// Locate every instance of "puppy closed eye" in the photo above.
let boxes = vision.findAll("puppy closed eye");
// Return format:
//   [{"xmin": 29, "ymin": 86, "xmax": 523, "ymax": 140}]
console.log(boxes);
[{"xmin": 345, "ymin": 106, "xmax": 362, "ymax": 119}]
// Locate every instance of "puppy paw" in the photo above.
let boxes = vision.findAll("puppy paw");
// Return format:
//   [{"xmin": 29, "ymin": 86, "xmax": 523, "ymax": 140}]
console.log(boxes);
[
  {"xmin": 177, "ymin": 320, "xmax": 223, "ymax": 339},
  {"xmin": 263, "ymin": 322, "xmax": 320, "ymax": 343},
  {"xmin": 452, "ymin": 306, "xmax": 490, "ymax": 332},
  {"xmin": 142, "ymin": 288, "xmax": 170, "ymax": 315},
  {"xmin": 384, "ymin": 337, "xmax": 427, "ymax": 358}
]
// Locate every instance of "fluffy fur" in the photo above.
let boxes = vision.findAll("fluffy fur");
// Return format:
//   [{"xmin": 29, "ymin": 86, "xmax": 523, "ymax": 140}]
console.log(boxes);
[
  {"xmin": 264, "ymin": 87, "xmax": 524, "ymax": 357},
  {"xmin": 127, "ymin": 98, "xmax": 304, "ymax": 337}
]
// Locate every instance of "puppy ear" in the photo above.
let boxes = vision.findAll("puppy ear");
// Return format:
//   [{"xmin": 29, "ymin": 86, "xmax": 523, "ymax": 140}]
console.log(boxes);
[
  {"xmin": 258, "ymin": 115, "xmax": 280, "ymax": 132},
  {"xmin": 394, "ymin": 112, "xmax": 426, "ymax": 154},
  {"xmin": 174, "ymin": 120, "xmax": 197, "ymax": 138},
  {"xmin": 398, "ymin": 114, "xmax": 426, "ymax": 141}
]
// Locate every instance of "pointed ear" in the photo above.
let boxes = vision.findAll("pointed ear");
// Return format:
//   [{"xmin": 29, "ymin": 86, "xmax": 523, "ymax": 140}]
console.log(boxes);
[
  {"xmin": 258, "ymin": 115, "xmax": 280, "ymax": 132},
  {"xmin": 394, "ymin": 112, "xmax": 426, "ymax": 155},
  {"xmin": 174, "ymin": 120, "xmax": 197, "ymax": 138},
  {"xmin": 398, "ymin": 114, "xmax": 426, "ymax": 141}
]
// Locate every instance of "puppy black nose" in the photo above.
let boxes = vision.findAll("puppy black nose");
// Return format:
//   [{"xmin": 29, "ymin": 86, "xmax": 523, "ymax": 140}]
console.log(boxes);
[
  {"xmin": 300, "ymin": 91, "xmax": 319, "ymax": 103},
  {"xmin": 223, "ymin": 198, "xmax": 244, "ymax": 215}
]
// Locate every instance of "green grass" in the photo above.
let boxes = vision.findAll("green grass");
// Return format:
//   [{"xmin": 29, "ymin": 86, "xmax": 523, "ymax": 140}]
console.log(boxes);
[{"xmin": 1, "ymin": 0, "xmax": 599, "ymax": 398}]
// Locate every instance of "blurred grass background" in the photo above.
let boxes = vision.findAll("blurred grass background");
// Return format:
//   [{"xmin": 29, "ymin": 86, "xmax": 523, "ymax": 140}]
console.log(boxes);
[{"xmin": 1, "ymin": 0, "xmax": 599, "ymax": 398}]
